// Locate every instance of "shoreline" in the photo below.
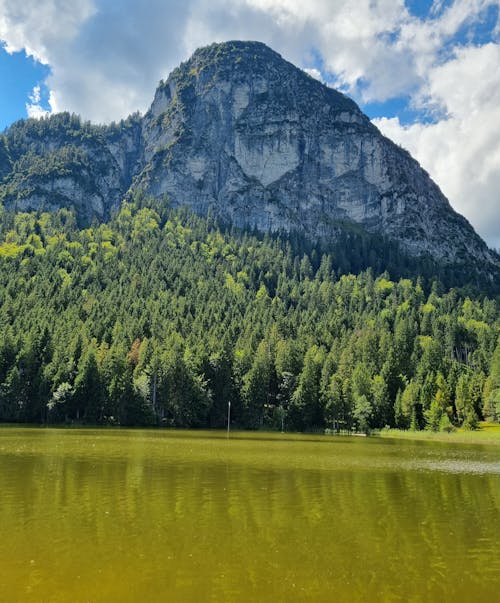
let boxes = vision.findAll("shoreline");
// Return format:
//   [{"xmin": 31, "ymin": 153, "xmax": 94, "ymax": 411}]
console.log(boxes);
[
  {"xmin": 374, "ymin": 422, "xmax": 500, "ymax": 445},
  {"xmin": 1, "ymin": 421, "xmax": 499, "ymax": 445}
]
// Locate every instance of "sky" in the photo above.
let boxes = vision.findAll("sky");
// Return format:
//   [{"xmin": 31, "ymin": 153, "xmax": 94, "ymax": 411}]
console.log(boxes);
[{"xmin": 0, "ymin": 0, "xmax": 499, "ymax": 249}]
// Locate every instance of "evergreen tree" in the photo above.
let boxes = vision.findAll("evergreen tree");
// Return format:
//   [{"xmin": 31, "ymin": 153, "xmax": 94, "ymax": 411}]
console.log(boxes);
[
  {"xmin": 242, "ymin": 340, "xmax": 271, "ymax": 429},
  {"xmin": 73, "ymin": 347, "xmax": 102, "ymax": 422},
  {"xmin": 483, "ymin": 339, "xmax": 500, "ymax": 422},
  {"xmin": 289, "ymin": 346, "xmax": 325, "ymax": 431}
]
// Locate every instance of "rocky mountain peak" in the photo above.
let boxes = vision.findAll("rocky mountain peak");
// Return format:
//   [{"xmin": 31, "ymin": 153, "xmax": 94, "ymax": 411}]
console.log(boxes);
[
  {"xmin": 148, "ymin": 41, "xmax": 363, "ymax": 126},
  {"xmin": 0, "ymin": 41, "xmax": 498, "ymax": 286}
]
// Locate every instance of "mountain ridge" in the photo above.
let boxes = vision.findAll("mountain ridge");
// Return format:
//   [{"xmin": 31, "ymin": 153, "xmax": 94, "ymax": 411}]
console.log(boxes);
[{"xmin": 0, "ymin": 40, "xmax": 498, "ymax": 286}]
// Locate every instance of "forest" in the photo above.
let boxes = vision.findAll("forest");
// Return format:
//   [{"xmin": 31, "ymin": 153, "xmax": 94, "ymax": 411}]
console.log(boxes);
[{"xmin": 0, "ymin": 196, "xmax": 499, "ymax": 432}]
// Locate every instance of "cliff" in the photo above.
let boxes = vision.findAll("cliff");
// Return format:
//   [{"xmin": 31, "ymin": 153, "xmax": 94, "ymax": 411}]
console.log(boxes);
[{"xmin": 0, "ymin": 41, "xmax": 498, "ymax": 280}]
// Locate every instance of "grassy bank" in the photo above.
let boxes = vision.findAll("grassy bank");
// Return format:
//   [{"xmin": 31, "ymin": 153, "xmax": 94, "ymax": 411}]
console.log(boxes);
[{"xmin": 376, "ymin": 422, "xmax": 500, "ymax": 445}]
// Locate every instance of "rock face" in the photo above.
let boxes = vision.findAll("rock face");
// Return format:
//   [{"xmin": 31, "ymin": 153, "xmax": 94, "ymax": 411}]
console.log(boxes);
[
  {"xmin": 0, "ymin": 40, "xmax": 498, "ymax": 274},
  {"xmin": 0, "ymin": 114, "xmax": 142, "ymax": 223},
  {"xmin": 0, "ymin": 137, "xmax": 11, "ymax": 180}
]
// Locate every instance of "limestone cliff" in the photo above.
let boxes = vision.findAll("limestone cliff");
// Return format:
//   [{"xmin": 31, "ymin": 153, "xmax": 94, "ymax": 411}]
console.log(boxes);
[
  {"xmin": 137, "ymin": 41, "xmax": 496, "ymax": 269},
  {"xmin": 0, "ymin": 40, "xmax": 498, "ymax": 279},
  {"xmin": 0, "ymin": 113, "xmax": 142, "ymax": 223}
]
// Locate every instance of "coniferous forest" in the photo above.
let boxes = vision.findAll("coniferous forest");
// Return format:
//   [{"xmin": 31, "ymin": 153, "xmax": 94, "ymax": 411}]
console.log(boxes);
[{"xmin": 0, "ymin": 196, "xmax": 499, "ymax": 432}]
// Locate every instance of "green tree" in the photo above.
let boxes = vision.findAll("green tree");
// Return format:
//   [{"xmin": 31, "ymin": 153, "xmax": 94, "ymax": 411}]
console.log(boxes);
[
  {"xmin": 483, "ymin": 338, "xmax": 500, "ymax": 422},
  {"xmin": 353, "ymin": 394, "xmax": 372, "ymax": 434},
  {"xmin": 455, "ymin": 372, "xmax": 478, "ymax": 429},
  {"xmin": 397, "ymin": 381, "xmax": 420, "ymax": 430},
  {"xmin": 424, "ymin": 373, "xmax": 451, "ymax": 431},
  {"xmin": 289, "ymin": 345, "xmax": 325, "ymax": 431},
  {"xmin": 324, "ymin": 373, "xmax": 344, "ymax": 431},
  {"xmin": 241, "ymin": 340, "xmax": 272, "ymax": 428},
  {"xmin": 73, "ymin": 347, "xmax": 102, "ymax": 422},
  {"xmin": 371, "ymin": 374, "xmax": 390, "ymax": 427}
]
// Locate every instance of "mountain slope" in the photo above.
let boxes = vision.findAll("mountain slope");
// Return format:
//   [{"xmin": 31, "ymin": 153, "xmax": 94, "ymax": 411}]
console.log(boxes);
[
  {"xmin": 0, "ymin": 113, "xmax": 142, "ymax": 223},
  {"xmin": 0, "ymin": 136, "xmax": 11, "ymax": 179},
  {"xmin": 0, "ymin": 41, "xmax": 498, "ymax": 285},
  {"xmin": 0, "ymin": 202, "xmax": 498, "ymax": 428}
]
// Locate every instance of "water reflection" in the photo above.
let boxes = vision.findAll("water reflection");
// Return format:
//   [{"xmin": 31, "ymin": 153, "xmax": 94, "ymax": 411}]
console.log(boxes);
[{"xmin": 0, "ymin": 428, "xmax": 499, "ymax": 602}]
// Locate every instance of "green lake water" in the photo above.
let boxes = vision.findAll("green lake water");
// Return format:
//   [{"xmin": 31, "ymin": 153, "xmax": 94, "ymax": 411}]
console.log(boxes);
[{"xmin": 0, "ymin": 428, "xmax": 499, "ymax": 602}]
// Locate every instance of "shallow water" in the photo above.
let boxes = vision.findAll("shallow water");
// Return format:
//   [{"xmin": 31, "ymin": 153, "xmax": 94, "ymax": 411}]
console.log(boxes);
[{"xmin": 0, "ymin": 428, "xmax": 499, "ymax": 602}]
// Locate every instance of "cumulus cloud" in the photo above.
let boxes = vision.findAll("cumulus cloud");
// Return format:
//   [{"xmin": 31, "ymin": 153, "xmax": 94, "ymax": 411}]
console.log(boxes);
[
  {"xmin": 0, "ymin": 0, "xmax": 96, "ymax": 63},
  {"xmin": 25, "ymin": 85, "xmax": 50, "ymax": 118},
  {"xmin": 304, "ymin": 68, "xmax": 322, "ymax": 81},
  {"xmin": 0, "ymin": 0, "xmax": 499, "ymax": 246},
  {"xmin": 374, "ymin": 42, "xmax": 500, "ymax": 249},
  {"xmin": 0, "ymin": 0, "xmax": 496, "ymax": 118}
]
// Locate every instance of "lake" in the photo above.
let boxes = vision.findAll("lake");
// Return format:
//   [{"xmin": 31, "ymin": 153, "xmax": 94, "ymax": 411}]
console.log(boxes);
[{"xmin": 0, "ymin": 428, "xmax": 499, "ymax": 602}]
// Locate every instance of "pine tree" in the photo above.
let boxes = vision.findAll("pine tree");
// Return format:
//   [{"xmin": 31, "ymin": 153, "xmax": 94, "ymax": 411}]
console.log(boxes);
[{"xmin": 483, "ymin": 339, "xmax": 500, "ymax": 422}]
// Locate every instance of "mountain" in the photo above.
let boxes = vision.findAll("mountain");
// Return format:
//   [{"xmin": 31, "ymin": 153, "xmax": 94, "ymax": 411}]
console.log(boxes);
[
  {"xmin": 1, "ymin": 42, "xmax": 499, "ymax": 431},
  {"xmin": 0, "ymin": 40, "xmax": 498, "ymax": 285}
]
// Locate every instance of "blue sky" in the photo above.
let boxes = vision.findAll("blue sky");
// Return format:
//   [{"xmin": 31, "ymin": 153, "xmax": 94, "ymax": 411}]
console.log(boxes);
[
  {"xmin": 0, "ymin": 49, "xmax": 50, "ymax": 130},
  {"xmin": 0, "ymin": 0, "xmax": 499, "ymax": 247}
]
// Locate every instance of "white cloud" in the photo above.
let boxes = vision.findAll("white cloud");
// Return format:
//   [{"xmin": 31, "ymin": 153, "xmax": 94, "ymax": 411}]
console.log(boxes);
[
  {"xmin": 304, "ymin": 68, "xmax": 322, "ymax": 81},
  {"xmin": 0, "ymin": 0, "xmax": 195, "ymax": 122},
  {"xmin": 0, "ymin": 0, "xmax": 499, "ymax": 246},
  {"xmin": 28, "ymin": 85, "xmax": 40, "ymax": 103},
  {"xmin": 0, "ymin": 0, "xmax": 96, "ymax": 63},
  {"xmin": 25, "ymin": 84, "xmax": 50, "ymax": 118},
  {"xmin": 1, "ymin": 0, "xmax": 497, "ymax": 119},
  {"xmin": 374, "ymin": 42, "xmax": 500, "ymax": 249}
]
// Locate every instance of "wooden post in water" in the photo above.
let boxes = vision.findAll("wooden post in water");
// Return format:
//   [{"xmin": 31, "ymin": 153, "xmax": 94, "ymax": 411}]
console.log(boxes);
[{"xmin": 227, "ymin": 401, "xmax": 231, "ymax": 438}]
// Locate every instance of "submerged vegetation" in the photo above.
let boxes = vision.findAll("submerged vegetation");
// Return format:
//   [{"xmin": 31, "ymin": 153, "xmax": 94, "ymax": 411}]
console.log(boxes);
[{"xmin": 0, "ymin": 197, "xmax": 499, "ymax": 431}]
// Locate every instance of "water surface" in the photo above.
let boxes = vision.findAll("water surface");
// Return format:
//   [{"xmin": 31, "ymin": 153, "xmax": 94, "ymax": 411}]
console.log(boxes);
[{"xmin": 0, "ymin": 428, "xmax": 499, "ymax": 602}]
